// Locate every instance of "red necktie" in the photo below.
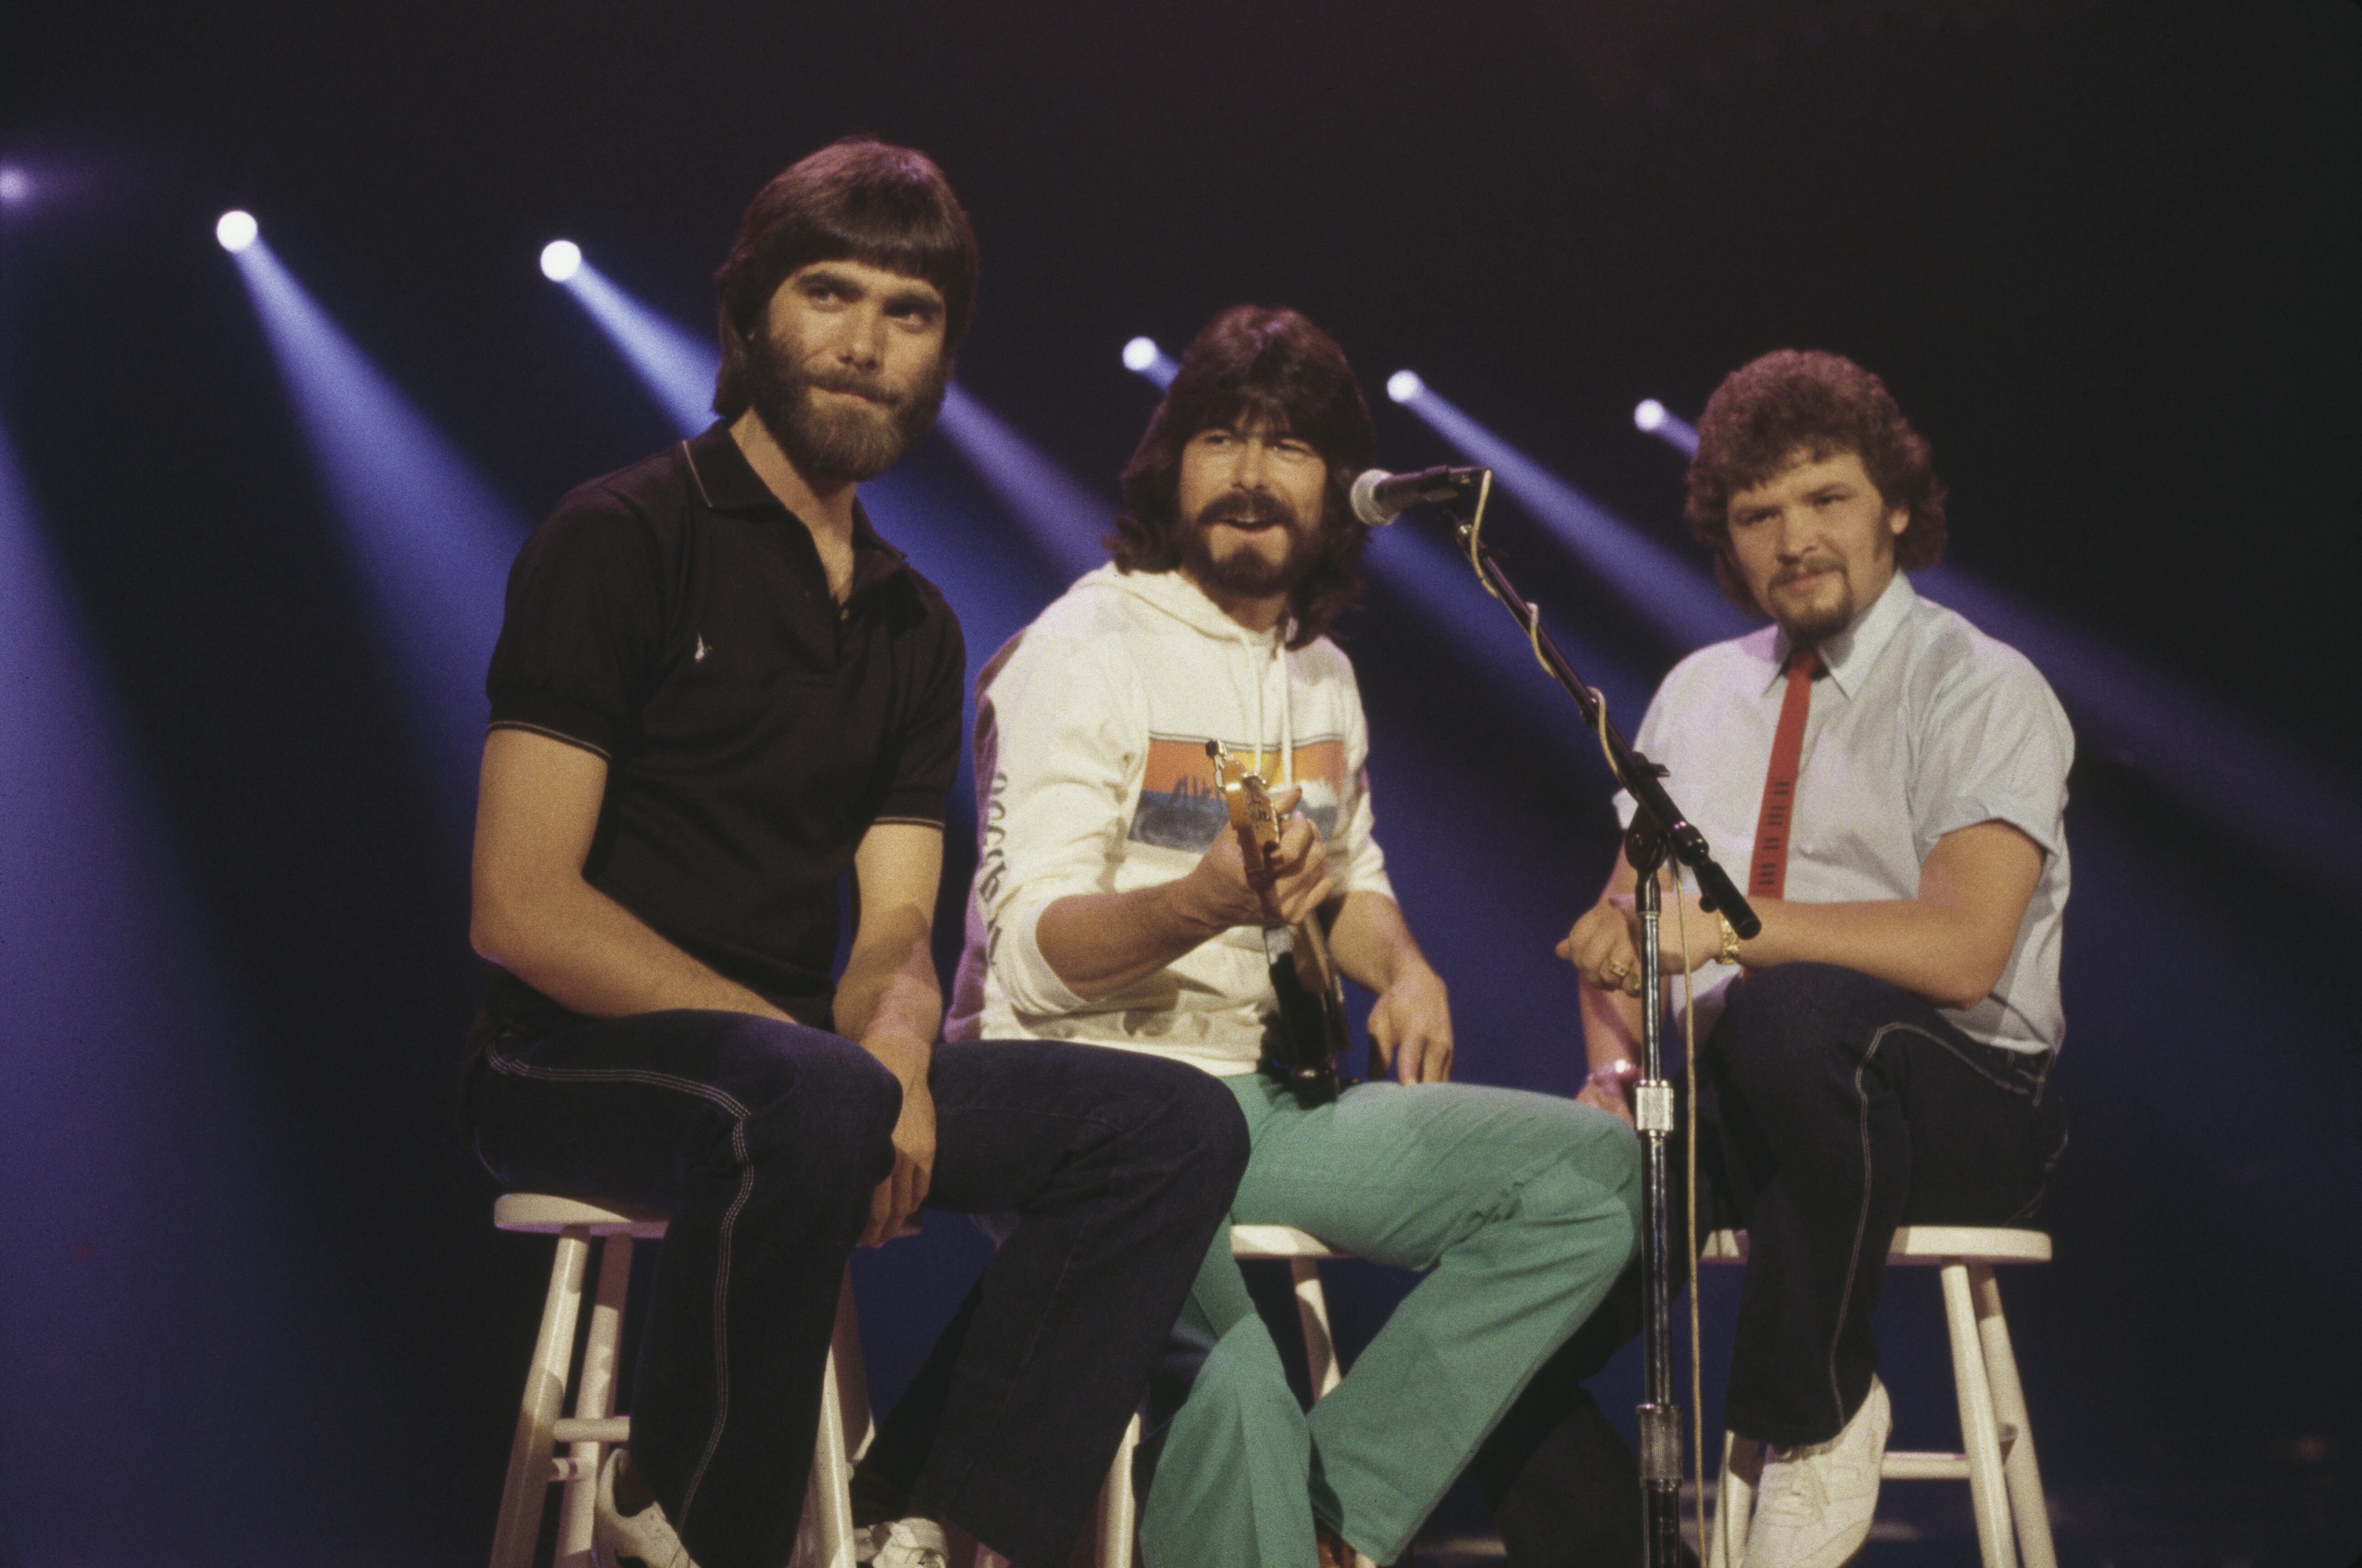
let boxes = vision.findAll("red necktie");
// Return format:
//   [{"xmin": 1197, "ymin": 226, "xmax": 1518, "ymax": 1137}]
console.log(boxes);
[{"xmin": 1748, "ymin": 647, "xmax": 1819, "ymax": 899}]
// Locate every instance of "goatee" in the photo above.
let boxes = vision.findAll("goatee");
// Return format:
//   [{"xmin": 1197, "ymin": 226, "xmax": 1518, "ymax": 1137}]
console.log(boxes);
[
  {"xmin": 1767, "ymin": 564, "xmax": 1857, "ymax": 649},
  {"xmin": 743, "ymin": 334, "xmax": 948, "ymax": 485}
]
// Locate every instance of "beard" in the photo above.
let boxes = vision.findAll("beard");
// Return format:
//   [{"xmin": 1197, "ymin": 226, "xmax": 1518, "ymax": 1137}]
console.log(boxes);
[
  {"xmin": 1764, "ymin": 559, "xmax": 1859, "ymax": 647},
  {"xmin": 742, "ymin": 328, "xmax": 949, "ymax": 485},
  {"xmin": 1180, "ymin": 488, "xmax": 1322, "ymax": 600}
]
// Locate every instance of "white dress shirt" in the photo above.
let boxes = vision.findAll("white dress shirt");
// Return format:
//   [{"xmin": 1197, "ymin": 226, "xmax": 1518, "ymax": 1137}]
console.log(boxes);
[{"xmin": 1617, "ymin": 571, "xmax": 2073, "ymax": 1055}]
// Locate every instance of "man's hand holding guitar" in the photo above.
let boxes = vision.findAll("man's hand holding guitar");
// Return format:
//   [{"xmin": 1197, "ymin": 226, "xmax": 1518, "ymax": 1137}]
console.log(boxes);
[{"xmin": 1182, "ymin": 781, "xmax": 1332, "ymax": 931}]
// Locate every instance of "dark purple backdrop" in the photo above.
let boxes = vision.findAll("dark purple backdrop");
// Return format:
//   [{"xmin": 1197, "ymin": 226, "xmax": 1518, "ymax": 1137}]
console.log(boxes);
[{"xmin": 1, "ymin": 3, "xmax": 2356, "ymax": 1563}]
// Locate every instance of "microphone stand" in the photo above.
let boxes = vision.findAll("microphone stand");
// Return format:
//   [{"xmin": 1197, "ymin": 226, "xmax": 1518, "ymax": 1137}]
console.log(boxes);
[{"xmin": 1429, "ymin": 475, "xmax": 1758, "ymax": 1568}]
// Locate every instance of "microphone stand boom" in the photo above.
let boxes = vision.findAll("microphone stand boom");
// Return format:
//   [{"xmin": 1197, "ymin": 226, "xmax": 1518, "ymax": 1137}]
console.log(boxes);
[{"xmin": 1429, "ymin": 477, "xmax": 1757, "ymax": 1568}]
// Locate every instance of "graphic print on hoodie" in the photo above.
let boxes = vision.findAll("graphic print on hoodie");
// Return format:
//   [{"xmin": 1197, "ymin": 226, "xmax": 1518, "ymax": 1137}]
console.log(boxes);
[
  {"xmin": 944, "ymin": 564, "xmax": 1394, "ymax": 1077},
  {"xmin": 1130, "ymin": 735, "xmax": 1346, "ymax": 853}
]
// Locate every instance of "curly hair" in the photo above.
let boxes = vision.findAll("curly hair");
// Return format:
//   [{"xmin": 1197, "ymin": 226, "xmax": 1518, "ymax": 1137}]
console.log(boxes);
[
  {"xmin": 712, "ymin": 137, "xmax": 980, "ymax": 419},
  {"xmin": 1684, "ymin": 350, "xmax": 1948, "ymax": 613},
  {"xmin": 1111, "ymin": 306, "xmax": 1377, "ymax": 649}
]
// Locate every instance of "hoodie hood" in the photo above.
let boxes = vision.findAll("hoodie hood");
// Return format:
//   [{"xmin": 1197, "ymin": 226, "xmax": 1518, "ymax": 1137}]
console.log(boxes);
[{"xmin": 1073, "ymin": 565, "xmax": 1299, "ymax": 788}]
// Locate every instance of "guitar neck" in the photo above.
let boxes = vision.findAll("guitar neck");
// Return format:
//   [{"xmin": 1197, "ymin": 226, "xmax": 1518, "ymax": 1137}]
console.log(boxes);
[
  {"xmin": 1289, "ymin": 901, "xmax": 1340, "ymax": 992},
  {"xmin": 1238, "ymin": 816, "xmax": 1333, "ymax": 972}
]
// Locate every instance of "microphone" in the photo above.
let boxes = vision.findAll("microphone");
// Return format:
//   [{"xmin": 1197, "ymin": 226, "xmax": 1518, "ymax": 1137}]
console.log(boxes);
[{"xmin": 1349, "ymin": 465, "xmax": 1487, "ymax": 527}]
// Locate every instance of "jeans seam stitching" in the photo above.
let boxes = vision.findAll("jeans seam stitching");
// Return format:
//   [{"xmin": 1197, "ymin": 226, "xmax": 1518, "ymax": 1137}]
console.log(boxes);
[
  {"xmin": 1828, "ymin": 1023, "xmax": 1892, "ymax": 1430},
  {"xmin": 484, "ymin": 1037, "xmax": 758, "ymax": 1530},
  {"xmin": 1876, "ymin": 1022, "xmax": 2044, "ymax": 1099},
  {"xmin": 484, "ymin": 1040, "xmax": 756, "ymax": 1120},
  {"xmin": 676, "ymin": 1118, "xmax": 756, "ymax": 1533}
]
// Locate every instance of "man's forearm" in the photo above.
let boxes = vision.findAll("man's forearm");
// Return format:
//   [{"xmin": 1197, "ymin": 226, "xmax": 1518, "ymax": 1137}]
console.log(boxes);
[
  {"xmin": 1036, "ymin": 882, "xmax": 1226, "ymax": 1000},
  {"xmin": 1733, "ymin": 897, "xmax": 1997, "ymax": 1012},
  {"xmin": 1723, "ymin": 819, "xmax": 2041, "ymax": 1009},
  {"xmin": 1578, "ymin": 975, "xmax": 1645, "ymax": 1072},
  {"xmin": 836, "ymin": 913, "xmax": 942, "ymax": 1083},
  {"xmin": 473, "ymin": 875, "xmax": 788, "ymax": 1022},
  {"xmin": 1326, "ymin": 889, "xmax": 1425, "ymax": 992}
]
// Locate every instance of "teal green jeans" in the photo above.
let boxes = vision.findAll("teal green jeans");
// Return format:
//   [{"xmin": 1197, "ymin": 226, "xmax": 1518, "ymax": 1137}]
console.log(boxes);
[{"xmin": 1135, "ymin": 1074, "xmax": 1641, "ymax": 1566}]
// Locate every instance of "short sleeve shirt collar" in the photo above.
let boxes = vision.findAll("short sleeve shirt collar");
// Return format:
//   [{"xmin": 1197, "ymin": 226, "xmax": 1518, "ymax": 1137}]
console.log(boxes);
[{"xmin": 1767, "ymin": 569, "xmax": 1918, "ymax": 699}]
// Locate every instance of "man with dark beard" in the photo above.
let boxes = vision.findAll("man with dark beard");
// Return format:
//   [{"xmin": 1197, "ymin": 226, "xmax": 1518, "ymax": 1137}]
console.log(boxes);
[
  {"xmin": 918, "ymin": 306, "xmax": 1642, "ymax": 1568},
  {"xmin": 462, "ymin": 139, "xmax": 1247, "ymax": 1568}
]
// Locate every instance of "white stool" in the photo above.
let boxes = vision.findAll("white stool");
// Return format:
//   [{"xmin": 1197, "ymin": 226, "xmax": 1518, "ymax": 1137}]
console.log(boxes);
[
  {"xmin": 487, "ymin": 1194, "xmax": 872, "ymax": 1568},
  {"xmin": 1700, "ymin": 1225, "xmax": 2057, "ymax": 1568},
  {"xmin": 1044, "ymin": 1225, "xmax": 1366, "ymax": 1568}
]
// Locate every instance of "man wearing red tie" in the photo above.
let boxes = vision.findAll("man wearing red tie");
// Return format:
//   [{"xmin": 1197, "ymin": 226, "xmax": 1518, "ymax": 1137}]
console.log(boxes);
[{"xmin": 1560, "ymin": 350, "xmax": 2072, "ymax": 1568}]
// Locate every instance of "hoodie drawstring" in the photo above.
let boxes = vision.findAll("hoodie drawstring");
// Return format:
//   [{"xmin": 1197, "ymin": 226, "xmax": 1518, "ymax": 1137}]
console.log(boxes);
[{"xmin": 1244, "ymin": 622, "xmax": 1295, "ymax": 787}]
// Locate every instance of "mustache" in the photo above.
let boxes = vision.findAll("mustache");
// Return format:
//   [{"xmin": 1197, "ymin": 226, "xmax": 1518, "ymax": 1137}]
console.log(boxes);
[
  {"xmin": 1773, "ymin": 557, "xmax": 1842, "ymax": 586},
  {"xmin": 1193, "ymin": 489, "xmax": 1298, "ymax": 529},
  {"xmin": 805, "ymin": 369, "xmax": 907, "ymax": 410}
]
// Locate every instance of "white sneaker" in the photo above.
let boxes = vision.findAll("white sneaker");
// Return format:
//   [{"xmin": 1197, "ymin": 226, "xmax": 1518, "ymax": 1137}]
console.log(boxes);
[
  {"xmin": 854, "ymin": 1517, "xmax": 950, "ymax": 1568},
  {"xmin": 593, "ymin": 1448, "xmax": 698, "ymax": 1568},
  {"xmin": 1742, "ymin": 1377, "xmax": 1893, "ymax": 1568}
]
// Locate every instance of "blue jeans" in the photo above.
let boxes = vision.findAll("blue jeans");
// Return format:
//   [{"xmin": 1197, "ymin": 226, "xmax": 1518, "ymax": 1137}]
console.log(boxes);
[{"xmin": 465, "ymin": 1013, "xmax": 1249, "ymax": 1568}]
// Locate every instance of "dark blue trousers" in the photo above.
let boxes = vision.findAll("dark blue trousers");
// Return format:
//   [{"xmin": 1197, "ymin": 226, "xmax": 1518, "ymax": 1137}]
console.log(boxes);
[
  {"xmin": 465, "ymin": 1013, "xmax": 1248, "ymax": 1568},
  {"xmin": 1469, "ymin": 963, "xmax": 2067, "ymax": 1562}
]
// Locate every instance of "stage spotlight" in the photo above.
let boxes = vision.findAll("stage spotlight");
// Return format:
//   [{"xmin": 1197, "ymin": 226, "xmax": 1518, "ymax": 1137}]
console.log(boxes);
[
  {"xmin": 0, "ymin": 167, "xmax": 31, "ymax": 206},
  {"xmin": 215, "ymin": 210, "xmax": 258, "ymax": 253},
  {"xmin": 1120, "ymin": 335, "xmax": 1179, "ymax": 390},
  {"xmin": 1396, "ymin": 377, "xmax": 1743, "ymax": 651},
  {"xmin": 228, "ymin": 240, "xmax": 527, "ymax": 820},
  {"xmin": 555, "ymin": 261, "xmax": 722, "ymax": 436},
  {"xmin": 1633, "ymin": 397, "xmax": 1700, "ymax": 456},
  {"xmin": 937, "ymin": 385, "xmax": 1114, "ymax": 581},
  {"xmin": 1387, "ymin": 370, "xmax": 1424, "ymax": 405},
  {"xmin": 540, "ymin": 240, "xmax": 583, "ymax": 283}
]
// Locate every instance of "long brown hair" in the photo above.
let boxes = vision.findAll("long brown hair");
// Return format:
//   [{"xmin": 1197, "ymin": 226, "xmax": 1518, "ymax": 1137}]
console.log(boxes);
[{"xmin": 1111, "ymin": 306, "xmax": 1376, "ymax": 648}]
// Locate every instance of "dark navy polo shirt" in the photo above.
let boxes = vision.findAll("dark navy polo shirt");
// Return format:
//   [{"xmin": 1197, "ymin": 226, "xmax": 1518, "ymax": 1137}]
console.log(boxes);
[{"xmin": 481, "ymin": 422, "xmax": 965, "ymax": 1035}]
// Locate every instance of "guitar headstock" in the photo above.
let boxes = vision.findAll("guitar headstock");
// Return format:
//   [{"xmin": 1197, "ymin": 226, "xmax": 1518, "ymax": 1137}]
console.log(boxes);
[{"xmin": 1204, "ymin": 739, "xmax": 1283, "ymax": 861}]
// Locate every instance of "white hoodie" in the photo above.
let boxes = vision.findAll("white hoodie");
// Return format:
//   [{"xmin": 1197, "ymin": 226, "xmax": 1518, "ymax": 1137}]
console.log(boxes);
[{"xmin": 945, "ymin": 565, "xmax": 1395, "ymax": 1075}]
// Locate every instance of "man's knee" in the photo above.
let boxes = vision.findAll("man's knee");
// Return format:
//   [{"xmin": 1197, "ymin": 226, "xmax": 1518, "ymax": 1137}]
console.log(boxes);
[
  {"xmin": 730, "ymin": 1019, "xmax": 901, "ymax": 1178},
  {"xmin": 1458, "ymin": 1110, "xmax": 1642, "ymax": 1298},
  {"xmin": 1082, "ymin": 1051, "xmax": 1253, "ymax": 1192},
  {"xmin": 1155, "ymin": 1064, "xmax": 1253, "ymax": 1188},
  {"xmin": 1527, "ymin": 1144, "xmax": 1640, "ymax": 1263}
]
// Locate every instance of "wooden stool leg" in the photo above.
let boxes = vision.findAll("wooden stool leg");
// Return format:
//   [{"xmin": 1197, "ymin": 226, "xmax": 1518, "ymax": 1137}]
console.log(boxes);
[
  {"xmin": 555, "ymin": 1235, "xmax": 635, "ymax": 1564},
  {"xmin": 1289, "ymin": 1258, "xmax": 1343, "ymax": 1400},
  {"xmin": 1939, "ymin": 1261, "xmax": 2018, "ymax": 1568},
  {"xmin": 793, "ymin": 1270, "xmax": 861, "ymax": 1568},
  {"xmin": 1708, "ymin": 1430, "xmax": 1760, "ymax": 1568},
  {"xmin": 1970, "ymin": 1263, "xmax": 2057, "ymax": 1568},
  {"xmin": 1097, "ymin": 1411, "xmax": 1142, "ymax": 1568},
  {"xmin": 490, "ymin": 1227, "xmax": 591, "ymax": 1568},
  {"xmin": 832, "ymin": 1271, "xmax": 875, "ymax": 1467}
]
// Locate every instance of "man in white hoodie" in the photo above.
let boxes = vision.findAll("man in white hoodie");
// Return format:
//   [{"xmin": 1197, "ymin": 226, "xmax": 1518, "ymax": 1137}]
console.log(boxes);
[{"xmin": 933, "ymin": 306, "xmax": 1643, "ymax": 1567}]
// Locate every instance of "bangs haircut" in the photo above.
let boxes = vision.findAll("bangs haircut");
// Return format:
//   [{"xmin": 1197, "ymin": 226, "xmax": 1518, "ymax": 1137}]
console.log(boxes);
[
  {"xmin": 1684, "ymin": 349, "xmax": 1949, "ymax": 613},
  {"xmin": 1113, "ymin": 305, "xmax": 1377, "ymax": 649},
  {"xmin": 712, "ymin": 136, "xmax": 980, "ymax": 418}
]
